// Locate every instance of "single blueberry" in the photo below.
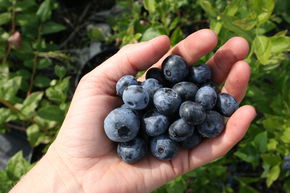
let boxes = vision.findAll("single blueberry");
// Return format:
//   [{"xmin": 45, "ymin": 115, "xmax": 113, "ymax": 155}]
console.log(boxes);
[
  {"xmin": 145, "ymin": 67, "xmax": 168, "ymax": 86},
  {"xmin": 104, "ymin": 107, "xmax": 140, "ymax": 142},
  {"xmin": 142, "ymin": 109, "xmax": 170, "ymax": 136},
  {"xmin": 117, "ymin": 137, "xmax": 147, "ymax": 163},
  {"xmin": 190, "ymin": 64, "xmax": 212, "ymax": 84},
  {"xmin": 141, "ymin": 78, "xmax": 162, "ymax": 99},
  {"xmin": 168, "ymin": 119, "xmax": 194, "ymax": 142},
  {"xmin": 216, "ymin": 93, "xmax": 239, "ymax": 117},
  {"xmin": 162, "ymin": 55, "xmax": 189, "ymax": 83},
  {"xmin": 179, "ymin": 101, "xmax": 206, "ymax": 125},
  {"xmin": 180, "ymin": 131, "xmax": 202, "ymax": 149},
  {"xmin": 122, "ymin": 85, "xmax": 150, "ymax": 110},
  {"xmin": 153, "ymin": 88, "xmax": 182, "ymax": 115},
  {"xmin": 197, "ymin": 111, "xmax": 224, "ymax": 138},
  {"xmin": 116, "ymin": 75, "xmax": 138, "ymax": 96},
  {"xmin": 150, "ymin": 135, "xmax": 178, "ymax": 160},
  {"xmin": 172, "ymin": 81, "xmax": 198, "ymax": 101},
  {"xmin": 195, "ymin": 86, "xmax": 217, "ymax": 110}
]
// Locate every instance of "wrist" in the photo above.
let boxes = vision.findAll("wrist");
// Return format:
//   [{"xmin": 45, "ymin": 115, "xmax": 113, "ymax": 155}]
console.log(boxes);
[{"xmin": 10, "ymin": 143, "xmax": 83, "ymax": 193}]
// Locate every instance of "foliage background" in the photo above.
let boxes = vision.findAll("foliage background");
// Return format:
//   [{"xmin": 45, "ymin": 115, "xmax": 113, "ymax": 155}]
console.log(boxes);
[{"xmin": 0, "ymin": 0, "xmax": 290, "ymax": 192}]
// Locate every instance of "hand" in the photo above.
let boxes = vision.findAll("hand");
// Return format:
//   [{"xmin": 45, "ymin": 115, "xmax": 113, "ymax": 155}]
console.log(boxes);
[{"xmin": 11, "ymin": 29, "xmax": 256, "ymax": 193}]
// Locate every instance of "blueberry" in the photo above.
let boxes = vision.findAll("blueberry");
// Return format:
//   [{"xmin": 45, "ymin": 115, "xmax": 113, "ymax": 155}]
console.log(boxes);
[
  {"xmin": 190, "ymin": 64, "xmax": 212, "ymax": 84},
  {"xmin": 104, "ymin": 107, "xmax": 140, "ymax": 142},
  {"xmin": 117, "ymin": 137, "xmax": 147, "ymax": 163},
  {"xmin": 122, "ymin": 85, "xmax": 149, "ymax": 110},
  {"xmin": 197, "ymin": 111, "xmax": 224, "ymax": 138},
  {"xmin": 142, "ymin": 109, "xmax": 169, "ymax": 136},
  {"xmin": 162, "ymin": 55, "xmax": 189, "ymax": 83},
  {"xmin": 116, "ymin": 75, "xmax": 138, "ymax": 96},
  {"xmin": 195, "ymin": 86, "xmax": 217, "ymax": 110},
  {"xmin": 282, "ymin": 155, "xmax": 290, "ymax": 172},
  {"xmin": 216, "ymin": 93, "xmax": 239, "ymax": 117},
  {"xmin": 168, "ymin": 118, "xmax": 194, "ymax": 142},
  {"xmin": 150, "ymin": 135, "xmax": 178, "ymax": 160},
  {"xmin": 153, "ymin": 88, "xmax": 182, "ymax": 115},
  {"xmin": 141, "ymin": 78, "xmax": 162, "ymax": 99},
  {"xmin": 145, "ymin": 67, "xmax": 168, "ymax": 86},
  {"xmin": 181, "ymin": 131, "xmax": 202, "ymax": 149},
  {"xmin": 172, "ymin": 81, "xmax": 198, "ymax": 101},
  {"xmin": 201, "ymin": 80, "xmax": 218, "ymax": 91},
  {"xmin": 179, "ymin": 101, "xmax": 206, "ymax": 125}
]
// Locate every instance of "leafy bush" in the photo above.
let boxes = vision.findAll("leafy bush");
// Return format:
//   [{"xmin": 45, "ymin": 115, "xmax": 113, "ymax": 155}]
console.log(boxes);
[{"xmin": 0, "ymin": 0, "xmax": 290, "ymax": 192}]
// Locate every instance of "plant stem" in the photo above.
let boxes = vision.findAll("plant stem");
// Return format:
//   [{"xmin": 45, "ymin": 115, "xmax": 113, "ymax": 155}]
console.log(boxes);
[{"xmin": 0, "ymin": 98, "xmax": 51, "ymax": 136}]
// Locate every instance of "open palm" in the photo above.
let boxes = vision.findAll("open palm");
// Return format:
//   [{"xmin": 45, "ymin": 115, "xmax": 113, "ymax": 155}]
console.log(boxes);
[{"xmin": 46, "ymin": 29, "xmax": 256, "ymax": 193}]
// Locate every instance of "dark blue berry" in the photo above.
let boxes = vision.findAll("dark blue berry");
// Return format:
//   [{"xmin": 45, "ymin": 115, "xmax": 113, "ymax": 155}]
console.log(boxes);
[
  {"xmin": 168, "ymin": 119, "xmax": 194, "ymax": 142},
  {"xmin": 145, "ymin": 67, "xmax": 168, "ymax": 86},
  {"xmin": 117, "ymin": 138, "xmax": 147, "ymax": 163},
  {"xmin": 172, "ymin": 81, "xmax": 198, "ymax": 101},
  {"xmin": 104, "ymin": 107, "xmax": 140, "ymax": 142},
  {"xmin": 181, "ymin": 131, "xmax": 202, "ymax": 149},
  {"xmin": 116, "ymin": 75, "xmax": 138, "ymax": 96},
  {"xmin": 197, "ymin": 111, "xmax": 224, "ymax": 138},
  {"xmin": 142, "ymin": 109, "xmax": 169, "ymax": 136},
  {"xmin": 282, "ymin": 155, "xmax": 290, "ymax": 172},
  {"xmin": 190, "ymin": 64, "xmax": 212, "ymax": 84},
  {"xmin": 162, "ymin": 55, "xmax": 189, "ymax": 83},
  {"xmin": 150, "ymin": 135, "xmax": 178, "ymax": 160},
  {"xmin": 122, "ymin": 85, "xmax": 149, "ymax": 110},
  {"xmin": 141, "ymin": 78, "xmax": 162, "ymax": 99},
  {"xmin": 179, "ymin": 101, "xmax": 206, "ymax": 125},
  {"xmin": 195, "ymin": 86, "xmax": 217, "ymax": 110},
  {"xmin": 216, "ymin": 93, "xmax": 239, "ymax": 117},
  {"xmin": 153, "ymin": 88, "xmax": 182, "ymax": 115}
]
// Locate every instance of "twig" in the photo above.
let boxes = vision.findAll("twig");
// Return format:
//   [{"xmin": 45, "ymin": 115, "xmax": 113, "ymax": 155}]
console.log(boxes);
[
  {"xmin": 60, "ymin": 2, "xmax": 92, "ymax": 48},
  {"xmin": 5, "ymin": 122, "xmax": 26, "ymax": 131},
  {"xmin": 0, "ymin": 98, "xmax": 51, "ymax": 136}
]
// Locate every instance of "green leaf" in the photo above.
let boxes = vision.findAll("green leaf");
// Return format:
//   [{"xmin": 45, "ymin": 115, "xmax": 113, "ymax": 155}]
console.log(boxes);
[
  {"xmin": 170, "ymin": 27, "xmax": 184, "ymax": 46},
  {"xmin": 270, "ymin": 36, "xmax": 290, "ymax": 53},
  {"xmin": 0, "ymin": 76, "xmax": 22, "ymax": 102},
  {"xmin": 253, "ymin": 36, "xmax": 272, "ymax": 65},
  {"xmin": 36, "ymin": 0, "xmax": 51, "ymax": 22},
  {"xmin": 34, "ymin": 76, "xmax": 51, "ymax": 88},
  {"xmin": 223, "ymin": 0, "xmax": 242, "ymax": 16},
  {"xmin": 281, "ymin": 127, "xmax": 290, "ymax": 143},
  {"xmin": 38, "ymin": 58, "xmax": 52, "ymax": 69},
  {"xmin": 198, "ymin": 0, "xmax": 217, "ymax": 17},
  {"xmin": 141, "ymin": 27, "xmax": 162, "ymax": 42},
  {"xmin": 20, "ymin": 92, "xmax": 43, "ymax": 117},
  {"xmin": 253, "ymin": 131, "xmax": 267, "ymax": 153},
  {"xmin": 54, "ymin": 65, "xmax": 67, "ymax": 79},
  {"xmin": 38, "ymin": 105, "xmax": 64, "ymax": 122},
  {"xmin": 165, "ymin": 177, "xmax": 186, "ymax": 193},
  {"xmin": 26, "ymin": 124, "xmax": 50, "ymax": 146},
  {"xmin": 45, "ymin": 77, "xmax": 70, "ymax": 103},
  {"xmin": 220, "ymin": 14, "xmax": 252, "ymax": 41},
  {"xmin": 0, "ymin": 12, "xmax": 11, "ymax": 26},
  {"xmin": 6, "ymin": 151, "xmax": 32, "ymax": 180},
  {"xmin": 266, "ymin": 165, "xmax": 280, "ymax": 187},
  {"xmin": 143, "ymin": 0, "xmax": 156, "ymax": 13},
  {"xmin": 42, "ymin": 21, "xmax": 66, "ymax": 35}
]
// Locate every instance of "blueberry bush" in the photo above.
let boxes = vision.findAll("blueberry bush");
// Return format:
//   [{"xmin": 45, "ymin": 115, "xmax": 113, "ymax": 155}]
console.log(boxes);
[{"xmin": 0, "ymin": 0, "xmax": 289, "ymax": 192}]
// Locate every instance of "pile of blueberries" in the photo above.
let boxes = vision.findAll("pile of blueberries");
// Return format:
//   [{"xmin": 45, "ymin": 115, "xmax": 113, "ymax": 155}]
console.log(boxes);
[{"xmin": 104, "ymin": 55, "xmax": 239, "ymax": 163}]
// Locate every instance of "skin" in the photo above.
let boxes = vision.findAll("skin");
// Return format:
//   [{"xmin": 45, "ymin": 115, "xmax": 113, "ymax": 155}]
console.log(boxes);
[{"xmin": 10, "ymin": 29, "xmax": 256, "ymax": 193}]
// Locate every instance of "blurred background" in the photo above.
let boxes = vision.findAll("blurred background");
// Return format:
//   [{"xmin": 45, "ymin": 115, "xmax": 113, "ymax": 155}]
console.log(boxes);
[{"xmin": 0, "ymin": 0, "xmax": 289, "ymax": 192}]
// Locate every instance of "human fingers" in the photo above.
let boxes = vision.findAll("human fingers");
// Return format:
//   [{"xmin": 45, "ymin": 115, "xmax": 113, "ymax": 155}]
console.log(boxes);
[{"xmin": 206, "ymin": 37, "xmax": 249, "ymax": 84}]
